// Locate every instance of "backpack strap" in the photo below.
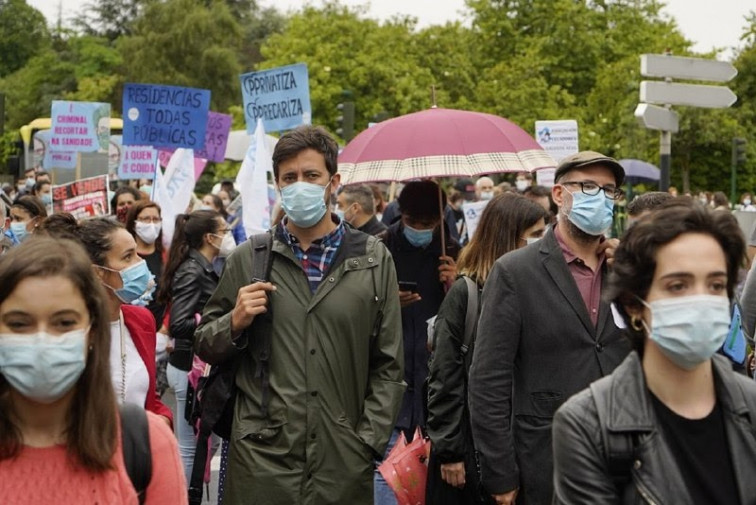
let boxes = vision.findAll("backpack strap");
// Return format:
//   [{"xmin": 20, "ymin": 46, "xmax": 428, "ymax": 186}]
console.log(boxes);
[
  {"xmin": 120, "ymin": 403, "xmax": 152, "ymax": 505},
  {"xmin": 249, "ymin": 231, "xmax": 274, "ymax": 417},
  {"xmin": 590, "ymin": 379, "xmax": 635, "ymax": 490},
  {"xmin": 460, "ymin": 276, "xmax": 480, "ymax": 372}
]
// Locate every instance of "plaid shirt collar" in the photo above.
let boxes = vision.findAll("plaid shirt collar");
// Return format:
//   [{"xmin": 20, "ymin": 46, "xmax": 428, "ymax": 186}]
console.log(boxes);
[{"xmin": 281, "ymin": 216, "xmax": 345, "ymax": 292}]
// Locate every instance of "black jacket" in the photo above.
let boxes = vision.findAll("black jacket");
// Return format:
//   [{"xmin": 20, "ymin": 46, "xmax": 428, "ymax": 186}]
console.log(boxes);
[
  {"xmin": 381, "ymin": 222, "xmax": 460, "ymax": 432},
  {"xmin": 358, "ymin": 215, "xmax": 388, "ymax": 236},
  {"xmin": 427, "ymin": 276, "xmax": 478, "ymax": 462},
  {"xmin": 553, "ymin": 352, "xmax": 756, "ymax": 505},
  {"xmin": 169, "ymin": 249, "xmax": 219, "ymax": 371}
]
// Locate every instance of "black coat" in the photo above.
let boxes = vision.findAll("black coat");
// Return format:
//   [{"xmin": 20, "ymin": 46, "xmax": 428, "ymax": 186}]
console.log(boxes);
[
  {"xmin": 468, "ymin": 228, "xmax": 630, "ymax": 504},
  {"xmin": 553, "ymin": 352, "xmax": 756, "ymax": 505},
  {"xmin": 381, "ymin": 222, "xmax": 460, "ymax": 433},
  {"xmin": 358, "ymin": 215, "xmax": 388, "ymax": 236},
  {"xmin": 168, "ymin": 249, "xmax": 219, "ymax": 371}
]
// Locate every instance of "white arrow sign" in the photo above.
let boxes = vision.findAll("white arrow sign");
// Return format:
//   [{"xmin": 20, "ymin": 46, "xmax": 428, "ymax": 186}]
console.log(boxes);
[
  {"xmin": 640, "ymin": 81, "xmax": 737, "ymax": 109},
  {"xmin": 634, "ymin": 104, "xmax": 679, "ymax": 133},
  {"xmin": 641, "ymin": 54, "xmax": 737, "ymax": 83}
]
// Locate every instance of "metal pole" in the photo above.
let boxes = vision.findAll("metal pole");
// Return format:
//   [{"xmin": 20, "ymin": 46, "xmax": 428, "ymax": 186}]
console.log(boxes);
[
  {"xmin": 731, "ymin": 138, "xmax": 737, "ymax": 205},
  {"xmin": 659, "ymin": 130, "xmax": 671, "ymax": 191}
]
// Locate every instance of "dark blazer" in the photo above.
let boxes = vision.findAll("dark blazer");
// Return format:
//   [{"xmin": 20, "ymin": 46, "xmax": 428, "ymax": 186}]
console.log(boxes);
[
  {"xmin": 358, "ymin": 215, "xmax": 388, "ymax": 236},
  {"xmin": 468, "ymin": 227, "xmax": 630, "ymax": 504},
  {"xmin": 121, "ymin": 304, "xmax": 174, "ymax": 423},
  {"xmin": 553, "ymin": 352, "xmax": 756, "ymax": 505}
]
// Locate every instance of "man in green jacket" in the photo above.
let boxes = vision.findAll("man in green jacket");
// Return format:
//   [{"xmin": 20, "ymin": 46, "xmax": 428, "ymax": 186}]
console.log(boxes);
[{"xmin": 195, "ymin": 125, "xmax": 405, "ymax": 505}]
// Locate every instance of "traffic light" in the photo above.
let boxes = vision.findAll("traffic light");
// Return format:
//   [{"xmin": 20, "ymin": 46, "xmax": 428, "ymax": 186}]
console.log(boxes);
[
  {"xmin": 336, "ymin": 90, "xmax": 355, "ymax": 143},
  {"xmin": 733, "ymin": 138, "xmax": 747, "ymax": 166}
]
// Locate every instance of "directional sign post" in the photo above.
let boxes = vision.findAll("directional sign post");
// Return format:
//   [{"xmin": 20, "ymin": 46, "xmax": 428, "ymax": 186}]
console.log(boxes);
[
  {"xmin": 640, "ymin": 81, "xmax": 737, "ymax": 109},
  {"xmin": 637, "ymin": 53, "xmax": 738, "ymax": 192}
]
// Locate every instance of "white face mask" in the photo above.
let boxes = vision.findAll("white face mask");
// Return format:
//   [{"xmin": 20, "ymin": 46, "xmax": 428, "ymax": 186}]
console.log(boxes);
[
  {"xmin": 525, "ymin": 237, "xmax": 541, "ymax": 245},
  {"xmin": 135, "ymin": 221, "xmax": 161, "ymax": 245},
  {"xmin": 479, "ymin": 191, "xmax": 494, "ymax": 201},
  {"xmin": 516, "ymin": 180, "xmax": 530, "ymax": 192},
  {"xmin": 212, "ymin": 232, "xmax": 237, "ymax": 258}
]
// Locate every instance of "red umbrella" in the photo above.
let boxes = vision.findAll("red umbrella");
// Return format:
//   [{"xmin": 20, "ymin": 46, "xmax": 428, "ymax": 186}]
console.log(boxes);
[{"xmin": 338, "ymin": 107, "xmax": 555, "ymax": 185}]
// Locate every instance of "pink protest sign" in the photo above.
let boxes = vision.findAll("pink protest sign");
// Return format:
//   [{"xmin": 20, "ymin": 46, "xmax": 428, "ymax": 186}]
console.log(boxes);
[
  {"xmin": 158, "ymin": 149, "xmax": 207, "ymax": 181},
  {"xmin": 119, "ymin": 145, "xmax": 157, "ymax": 179},
  {"xmin": 195, "ymin": 112, "xmax": 232, "ymax": 162}
]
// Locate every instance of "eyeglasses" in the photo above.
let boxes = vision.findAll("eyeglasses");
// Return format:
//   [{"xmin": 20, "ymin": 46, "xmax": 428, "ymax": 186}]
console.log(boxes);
[
  {"xmin": 136, "ymin": 217, "xmax": 162, "ymax": 224},
  {"xmin": 561, "ymin": 181, "xmax": 624, "ymax": 201}
]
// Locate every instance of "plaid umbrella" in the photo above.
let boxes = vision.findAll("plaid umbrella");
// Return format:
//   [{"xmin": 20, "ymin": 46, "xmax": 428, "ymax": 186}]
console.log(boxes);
[{"xmin": 338, "ymin": 107, "xmax": 556, "ymax": 184}]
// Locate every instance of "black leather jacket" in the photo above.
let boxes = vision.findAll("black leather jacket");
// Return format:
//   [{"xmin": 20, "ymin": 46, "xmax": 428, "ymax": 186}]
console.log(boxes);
[
  {"xmin": 553, "ymin": 352, "xmax": 756, "ymax": 505},
  {"xmin": 169, "ymin": 249, "xmax": 219, "ymax": 371}
]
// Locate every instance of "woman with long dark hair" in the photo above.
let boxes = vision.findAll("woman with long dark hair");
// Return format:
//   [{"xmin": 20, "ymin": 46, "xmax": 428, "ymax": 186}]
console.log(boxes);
[
  {"xmin": 426, "ymin": 193, "xmax": 548, "ymax": 505},
  {"xmin": 74, "ymin": 217, "xmax": 172, "ymax": 424},
  {"xmin": 157, "ymin": 209, "xmax": 233, "ymax": 481},
  {"xmin": 0, "ymin": 237, "xmax": 185, "ymax": 503}
]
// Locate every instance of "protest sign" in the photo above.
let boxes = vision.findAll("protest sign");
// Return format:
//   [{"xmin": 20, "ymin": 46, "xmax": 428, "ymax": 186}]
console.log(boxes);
[
  {"xmin": 154, "ymin": 149, "xmax": 196, "ymax": 246},
  {"xmin": 239, "ymin": 63, "xmax": 311, "ymax": 133},
  {"xmin": 237, "ymin": 119, "xmax": 273, "ymax": 236},
  {"xmin": 534, "ymin": 120, "xmax": 578, "ymax": 187},
  {"xmin": 119, "ymin": 144, "xmax": 157, "ymax": 179},
  {"xmin": 157, "ymin": 149, "xmax": 207, "ymax": 181},
  {"xmin": 195, "ymin": 111, "xmax": 232, "ymax": 162},
  {"xmin": 109, "ymin": 135, "xmax": 123, "ymax": 175},
  {"xmin": 123, "ymin": 83, "xmax": 211, "ymax": 150},
  {"xmin": 462, "ymin": 200, "xmax": 489, "ymax": 240},
  {"xmin": 52, "ymin": 175, "xmax": 110, "ymax": 220},
  {"xmin": 33, "ymin": 130, "xmax": 77, "ymax": 170},
  {"xmin": 51, "ymin": 101, "xmax": 110, "ymax": 153}
]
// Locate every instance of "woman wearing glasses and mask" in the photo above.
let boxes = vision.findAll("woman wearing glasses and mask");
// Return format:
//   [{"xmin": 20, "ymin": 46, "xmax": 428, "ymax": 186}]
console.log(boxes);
[
  {"xmin": 553, "ymin": 200, "xmax": 756, "ymax": 504},
  {"xmin": 76, "ymin": 218, "xmax": 173, "ymax": 425},
  {"xmin": 157, "ymin": 210, "xmax": 233, "ymax": 481}
]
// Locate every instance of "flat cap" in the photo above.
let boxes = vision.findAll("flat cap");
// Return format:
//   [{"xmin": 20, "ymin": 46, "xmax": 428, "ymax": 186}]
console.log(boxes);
[{"xmin": 554, "ymin": 151, "xmax": 625, "ymax": 186}]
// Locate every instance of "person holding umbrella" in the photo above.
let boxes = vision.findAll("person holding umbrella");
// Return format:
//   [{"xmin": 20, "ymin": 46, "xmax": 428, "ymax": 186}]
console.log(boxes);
[{"xmin": 375, "ymin": 180, "xmax": 461, "ymax": 505}]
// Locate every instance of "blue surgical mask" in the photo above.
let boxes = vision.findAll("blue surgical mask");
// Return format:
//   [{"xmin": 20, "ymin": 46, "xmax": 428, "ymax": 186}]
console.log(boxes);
[
  {"xmin": 566, "ymin": 190, "xmax": 614, "ymax": 236},
  {"xmin": 10, "ymin": 222, "xmax": 29, "ymax": 243},
  {"xmin": 280, "ymin": 181, "xmax": 329, "ymax": 228},
  {"xmin": 0, "ymin": 328, "xmax": 88, "ymax": 403},
  {"xmin": 403, "ymin": 224, "xmax": 434, "ymax": 248},
  {"xmin": 334, "ymin": 208, "xmax": 346, "ymax": 221},
  {"xmin": 41, "ymin": 193, "xmax": 52, "ymax": 206},
  {"xmin": 99, "ymin": 259, "xmax": 153, "ymax": 303},
  {"xmin": 643, "ymin": 295, "xmax": 730, "ymax": 370}
]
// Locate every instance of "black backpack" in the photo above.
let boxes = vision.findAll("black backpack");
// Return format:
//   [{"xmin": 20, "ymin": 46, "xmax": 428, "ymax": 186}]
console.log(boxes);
[
  {"xmin": 188, "ymin": 231, "xmax": 274, "ymax": 505},
  {"xmin": 120, "ymin": 403, "xmax": 152, "ymax": 505}
]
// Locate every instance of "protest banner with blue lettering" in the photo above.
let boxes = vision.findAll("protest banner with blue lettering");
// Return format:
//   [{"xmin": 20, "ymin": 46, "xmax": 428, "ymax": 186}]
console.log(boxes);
[
  {"xmin": 119, "ymin": 144, "xmax": 157, "ymax": 179},
  {"xmin": 51, "ymin": 101, "xmax": 110, "ymax": 153},
  {"xmin": 195, "ymin": 111, "xmax": 232, "ymax": 162},
  {"xmin": 240, "ymin": 63, "xmax": 311, "ymax": 133},
  {"xmin": 123, "ymin": 83, "xmax": 211, "ymax": 150}
]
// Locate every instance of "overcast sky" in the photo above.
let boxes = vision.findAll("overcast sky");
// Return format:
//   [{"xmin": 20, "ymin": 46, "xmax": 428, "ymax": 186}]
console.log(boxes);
[{"xmin": 28, "ymin": 0, "xmax": 752, "ymax": 59}]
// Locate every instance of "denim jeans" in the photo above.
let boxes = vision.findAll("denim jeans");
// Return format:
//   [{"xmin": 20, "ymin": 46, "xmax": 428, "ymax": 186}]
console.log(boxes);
[
  {"xmin": 374, "ymin": 428, "xmax": 401, "ymax": 505},
  {"xmin": 167, "ymin": 363, "xmax": 195, "ymax": 483}
]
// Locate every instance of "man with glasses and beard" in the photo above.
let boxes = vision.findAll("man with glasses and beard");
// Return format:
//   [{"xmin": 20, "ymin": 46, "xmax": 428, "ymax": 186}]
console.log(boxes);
[{"xmin": 469, "ymin": 152, "xmax": 632, "ymax": 505}]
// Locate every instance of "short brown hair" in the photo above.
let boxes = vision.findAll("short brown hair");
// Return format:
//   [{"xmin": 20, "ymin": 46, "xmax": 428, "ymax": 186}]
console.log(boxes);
[
  {"xmin": 272, "ymin": 125, "xmax": 339, "ymax": 180},
  {"xmin": 606, "ymin": 200, "xmax": 745, "ymax": 353},
  {"xmin": 0, "ymin": 238, "xmax": 117, "ymax": 470}
]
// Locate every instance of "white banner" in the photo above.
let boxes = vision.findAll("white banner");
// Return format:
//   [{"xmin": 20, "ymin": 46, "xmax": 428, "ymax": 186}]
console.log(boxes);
[
  {"xmin": 534, "ymin": 120, "xmax": 579, "ymax": 187},
  {"xmin": 154, "ymin": 148, "xmax": 196, "ymax": 247},
  {"xmin": 462, "ymin": 200, "xmax": 489, "ymax": 240},
  {"xmin": 237, "ymin": 119, "xmax": 273, "ymax": 237}
]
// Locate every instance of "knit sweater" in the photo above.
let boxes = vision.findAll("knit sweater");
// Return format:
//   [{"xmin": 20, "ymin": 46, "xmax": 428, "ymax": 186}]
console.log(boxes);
[{"xmin": 0, "ymin": 411, "xmax": 187, "ymax": 505}]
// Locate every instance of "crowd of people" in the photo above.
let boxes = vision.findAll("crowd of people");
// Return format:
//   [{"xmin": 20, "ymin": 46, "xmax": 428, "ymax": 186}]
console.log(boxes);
[{"xmin": 1, "ymin": 124, "xmax": 755, "ymax": 505}]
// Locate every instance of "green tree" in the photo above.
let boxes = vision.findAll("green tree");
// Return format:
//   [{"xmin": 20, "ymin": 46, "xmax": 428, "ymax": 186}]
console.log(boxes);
[
  {"xmin": 117, "ymin": 0, "xmax": 242, "ymax": 113},
  {"xmin": 0, "ymin": 0, "xmax": 50, "ymax": 77}
]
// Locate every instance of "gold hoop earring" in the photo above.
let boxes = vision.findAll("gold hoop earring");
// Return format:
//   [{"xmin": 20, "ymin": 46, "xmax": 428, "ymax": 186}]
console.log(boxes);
[{"xmin": 631, "ymin": 316, "xmax": 643, "ymax": 332}]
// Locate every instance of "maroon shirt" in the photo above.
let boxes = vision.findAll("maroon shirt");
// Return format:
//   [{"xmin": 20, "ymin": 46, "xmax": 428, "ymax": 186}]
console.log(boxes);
[{"xmin": 554, "ymin": 224, "xmax": 605, "ymax": 327}]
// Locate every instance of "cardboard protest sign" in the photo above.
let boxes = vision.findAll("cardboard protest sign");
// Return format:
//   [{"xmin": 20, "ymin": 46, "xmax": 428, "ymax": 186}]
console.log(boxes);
[
  {"xmin": 462, "ymin": 200, "xmax": 489, "ymax": 240},
  {"xmin": 51, "ymin": 101, "xmax": 110, "ymax": 153},
  {"xmin": 122, "ymin": 83, "xmax": 211, "ymax": 150},
  {"xmin": 195, "ymin": 111, "xmax": 232, "ymax": 162},
  {"xmin": 534, "ymin": 119, "xmax": 578, "ymax": 187},
  {"xmin": 239, "ymin": 63, "xmax": 311, "ymax": 133},
  {"xmin": 52, "ymin": 175, "xmax": 110, "ymax": 219},
  {"xmin": 33, "ymin": 130, "xmax": 76, "ymax": 170},
  {"xmin": 118, "ymin": 144, "xmax": 157, "ymax": 179},
  {"xmin": 109, "ymin": 135, "xmax": 123, "ymax": 176}
]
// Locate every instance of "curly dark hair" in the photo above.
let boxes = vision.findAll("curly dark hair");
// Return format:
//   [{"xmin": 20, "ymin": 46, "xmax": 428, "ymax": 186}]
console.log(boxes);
[{"xmin": 605, "ymin": 199, "xmax": 745, "ymax": 353}]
